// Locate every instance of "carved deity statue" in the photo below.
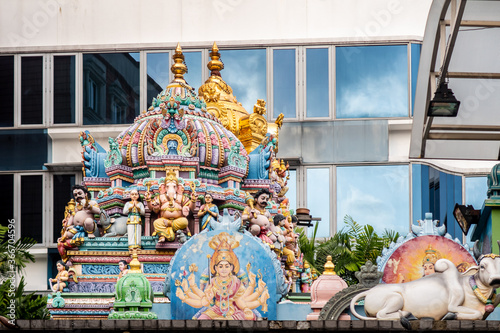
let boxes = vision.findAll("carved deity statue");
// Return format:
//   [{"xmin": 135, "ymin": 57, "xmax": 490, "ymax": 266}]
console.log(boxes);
[
  {"xmin": 242, "ymin": 189, "xmax": 275, "ymax": 247},
  {"xmin": 144, "ymin": 170, "xmax": 196, "ymax": 242}
]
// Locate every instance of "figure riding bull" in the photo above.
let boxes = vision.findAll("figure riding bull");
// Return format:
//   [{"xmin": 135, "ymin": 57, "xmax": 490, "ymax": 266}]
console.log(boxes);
[{"xmin": 350, "ymin": 242, "xmax": 500, "ymax": 322}]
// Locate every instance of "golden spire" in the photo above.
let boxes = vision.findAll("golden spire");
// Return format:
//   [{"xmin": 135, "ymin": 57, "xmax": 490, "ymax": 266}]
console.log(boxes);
[
  {"xmin": 323, "ymin": 255, "xmax": 336, "ymax": 275},
  {"xmin": 128, "ymin": 248, "xmax": 142, "ymax": 273},
  {"xmin": 171, "ymin": 43, "xmax": 188, "ymax": 82},
  {"xmin": 207, "ymin": 42, "xmax": 224, "ymax": 76}
]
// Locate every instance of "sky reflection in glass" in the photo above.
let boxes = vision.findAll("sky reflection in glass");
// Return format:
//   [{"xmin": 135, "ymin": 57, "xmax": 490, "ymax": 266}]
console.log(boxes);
[
  {"xmin": 184, "ymin": 51, "xmax": 202, "ymax": 92},
  {"xmin": 307, "ymin": 48, "xmax": 329, "ymax": 118},
  {"xmin": 220, "ymin": 49, "xmax": 266, "ymax": 113},
  {"xmin": 465, "ymin": 176, "xmax": 487, "ymax": 245},
  {"xmin": 274, "ymin": 49, "xmax": 296, "ymax": 118},
  {"xmin": 147, "ymin": 52, "xmax": 169, "ymax": 107},
  {"xmin": 336, "ymin": 45, "xmax": 408, "ymax": 118},
  {"xmin": 337, "ymin": 165, "xmax": 409, "ymax": 235},
  {"xmin": 307, "ymin": 168, "xmax": 330, "ymax": 238}
]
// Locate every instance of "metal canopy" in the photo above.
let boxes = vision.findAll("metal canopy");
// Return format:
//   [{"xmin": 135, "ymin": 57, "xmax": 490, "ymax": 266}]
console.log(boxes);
[{"xmin": 410, "ymin": 0, "xmax": 500, "ymax": 160}]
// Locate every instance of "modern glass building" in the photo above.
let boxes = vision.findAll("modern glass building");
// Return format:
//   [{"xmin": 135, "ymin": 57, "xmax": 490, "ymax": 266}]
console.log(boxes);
[{"xmin": 1, "ymin": 0, "xmax": 498, "ymax": 291}]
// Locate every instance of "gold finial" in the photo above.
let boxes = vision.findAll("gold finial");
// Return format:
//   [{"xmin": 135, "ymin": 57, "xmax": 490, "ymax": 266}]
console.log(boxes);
[
  {"xmin": 128, "ymin": 248, "xmax": 142, "ymax": 273},
  {"xmin": 207, "ymin": 42, "xmax": 224, "ymax": 76},
  {"xmin": 323, "ymin": 255, "xmax": 336, "ymax": 275},
  {"xmin": 171, "ymin": 43, "xmax": 188, "ymax": 81}
]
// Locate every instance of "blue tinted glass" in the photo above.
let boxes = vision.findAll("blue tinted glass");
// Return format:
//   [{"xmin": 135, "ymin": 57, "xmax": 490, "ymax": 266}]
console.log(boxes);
[
  {"xmin": 336, "ymin": 45, "xmax": 408, "ymax": 118},
  {"xmin": 288, "ymin": 169, "xmax": 297, "ymax": 214},
  {"xmin": 220, "ymin": 49, "xmax": 266, "ymax": 113},
  {"xmin": 337, "ymin": 165, "xmax": 409, "ymax": 235},
  {"xmin": 273, "ymin": 49, "xmax": 296, "ymax": 118},
  {"xmin": 83, "ymin": 53, "xmax": 140, "ymax": 125},
  {"xmin": 465, "ymin": 176, "xmax": 488, "ymax": 245},
  {"xmin": 0, "ymin": 129, "xmax": 48, "ymax": 170},
  {"xmin": 0, "ymin": 56, "xmax": 14, "ymax": 127},
  {"xmin": 465, "ymin": 177, "xmax": 487, "ymax": 209},
  {"xmin": 184, "ymin": 51, "xmax": 202, "ymax": 92},
  {"xmin": 54, "ymin": 55, "xmax": 76, "ymax": 123},
  {"xmin": 307, "ymin": 48, "xmax": 329, "ymax": 118},
  {"xmin": 411, "ymin": 44, "xmax": 421, "ymax": 115},
  {"xmin": 307, "ymin": 168, "xmax": 330, "ymax": 238},
  {"xmin": 147, "ymin": 52, "xmax": 169, "ymax": 108}
]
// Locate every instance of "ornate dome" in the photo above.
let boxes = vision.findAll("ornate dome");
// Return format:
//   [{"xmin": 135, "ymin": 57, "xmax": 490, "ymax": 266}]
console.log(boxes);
[
  {"xmin": 198, "ymin": 42, "xmax": 249, "ymax": 136},
  {"xmin": 108, "ymin": 44, "xmax": 249, "ymax": 179}
]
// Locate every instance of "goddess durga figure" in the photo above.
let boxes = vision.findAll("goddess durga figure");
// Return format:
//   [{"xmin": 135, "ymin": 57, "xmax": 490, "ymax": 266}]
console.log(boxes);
[{"xmin": 176, "ymin": 232, "xmax": 270, "ymax": 320}]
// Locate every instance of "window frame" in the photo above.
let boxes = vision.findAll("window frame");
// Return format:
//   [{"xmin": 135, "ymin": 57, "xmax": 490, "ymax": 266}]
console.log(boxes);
[{"xmin": 302, "ymin": 46, "xmax": 333, "ymax": 121}]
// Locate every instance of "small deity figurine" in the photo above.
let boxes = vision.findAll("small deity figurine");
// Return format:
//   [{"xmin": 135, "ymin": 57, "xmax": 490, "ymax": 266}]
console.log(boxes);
[
  {"xmin": 49, "ymin": 260, "xmax": 69, "ymax": 292},
  {"xmin": 282, "ymin": 216, "xmax": 299, "ymax": 270},
  {"xmin": 300, "ymin": 261, "xmax": 312, "ymax": 293},
  {"xmin": 123, "ymin": 189, "xmax": 145, "ymax": 249},
  {"xmin": 144, "ymin": 170, "xmax": 196, "ymax": 242},
  {"xmin": 271, "ymin": 214, "xmax": 287, "ymax": 255},
  {"xmin": 58, "ymin": 185, "xmax": 100, "ymax": 261},
  {"xmin": 117, "ymin": 260, "xmax": 129, "ymax": 280},
  {"xmin": 242, "ymin": 189, "xmax": 274, "ymax": 247},
  {"xmin": 197, "ymin": 193, "xmax": 219, "ymax": 232}
]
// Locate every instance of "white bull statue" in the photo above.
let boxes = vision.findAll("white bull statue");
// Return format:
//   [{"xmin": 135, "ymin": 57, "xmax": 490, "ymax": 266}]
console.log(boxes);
[{"xmin": 350, "ymin": 253, "xmax": 500, "ymax": 322}]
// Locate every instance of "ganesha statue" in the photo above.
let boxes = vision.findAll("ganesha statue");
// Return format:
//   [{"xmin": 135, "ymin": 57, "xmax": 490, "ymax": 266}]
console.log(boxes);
[{"xmin": 145, "ymin": 170, "xmax": 196, "ymax": 242}]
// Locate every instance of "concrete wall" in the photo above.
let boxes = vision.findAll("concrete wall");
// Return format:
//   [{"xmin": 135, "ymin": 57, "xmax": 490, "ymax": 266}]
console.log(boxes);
[{"xmin": 0, "ymin": 0, "xmax": 432, "ymax": 51}]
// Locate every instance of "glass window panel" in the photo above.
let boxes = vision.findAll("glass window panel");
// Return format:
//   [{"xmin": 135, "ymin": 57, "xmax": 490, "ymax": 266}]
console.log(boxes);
[
  {"xmin": 465, "ymin": 177, "xmax": 487, "ymax": 209},
  {"xmin": 220, "ymin": 49, "xmax": 266, "ymax": 113},
  {"xmin": 465, "ymin": 176, "xmax": 488, "ymax": 246},
  {"xmin": 83, "ymin": 53, "xmax": 140, "ymax": 125},
  {"xmin": 184, "ymin": 51, "xmax": 202, "ymax": 93},
  {"xmin": 147, "ymin": 52, "xmax": 169, "ymax": 108},
  {"xmin": 288, "ymin": 169, "xmax": 297, "ymax": 214},
  {"xmin": 21, "ymin": 56, "xmax": 43, "ymax": 124},
  {"xmin": 54, "ymin": 55, "xmax": 76, "ymax": 124},
  {"xmin": 0, "ymin": 174, "xmax": 14, "ymax": 227},
  {"xmin": 0, "ymin": 129, "xmax": 48, "ymax": 171},
  {"xmin": 307, "ymin": 168, "xmax": 330, "ymax": 238},
  {"xmin": 336, "ymin": 45, "xmax": 408, "ymax": 118},
  {"xmin": 306, "ymin": 48, "xmax": 329, "ymax": 118},
  {"xmin": 337, "ymin": 165, "xmax": 409, "ymax": 235},
  {"xmin": 410, "ymin": 44, "xmax": 421, "ymax": 115},
  {"xmin": 273, "ymin": 49, "xmax": 296, "ymax": 119},
  {"xmin": 0, "ymin": 56, "xmax": 14, "ymax": 127},
  {"xmin": 52, "ymin": 174, "xmax": 75, "ymax": 242},
  {"xmin": 21, "ymin": 175, "xmax": 43, "ymax": 243}
]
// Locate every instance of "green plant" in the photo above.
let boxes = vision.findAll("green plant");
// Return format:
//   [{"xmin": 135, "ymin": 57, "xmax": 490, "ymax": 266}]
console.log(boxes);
[
  {"xmin": 0, "ymin": 226, "xmax": 36, "ymax": 279},
  {"xmin": 298, "ymin": 215, "xmax": 400, "ymax": 285},
  {"xmin": 0, "ymin": 226, "xmax": 48, "ymax": 320}
]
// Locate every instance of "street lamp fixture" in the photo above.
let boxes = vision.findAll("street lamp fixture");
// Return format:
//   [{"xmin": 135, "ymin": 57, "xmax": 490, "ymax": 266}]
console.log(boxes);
[
  {"xmin": 427, "ymin": 82, "xmax": 460, "ymax": 117},
  {"xmin": 453, "ymin": 203, "xmax": 480, "ymax": 235}
]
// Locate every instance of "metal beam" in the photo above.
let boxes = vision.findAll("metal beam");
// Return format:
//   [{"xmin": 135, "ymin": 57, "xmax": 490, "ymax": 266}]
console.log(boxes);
[
  {"xmin": 409, "ymin": 0, "xmax": 452, "ymax": 159},
  {"xmin": 438, "ymin": 0, "xmax": 467, "ymax": 85}
]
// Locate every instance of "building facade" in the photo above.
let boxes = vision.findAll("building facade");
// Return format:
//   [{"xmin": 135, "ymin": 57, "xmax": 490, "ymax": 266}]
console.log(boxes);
[{"xmin": 1, "ymin": 0, "xmax": 498, "ymax": 291}]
